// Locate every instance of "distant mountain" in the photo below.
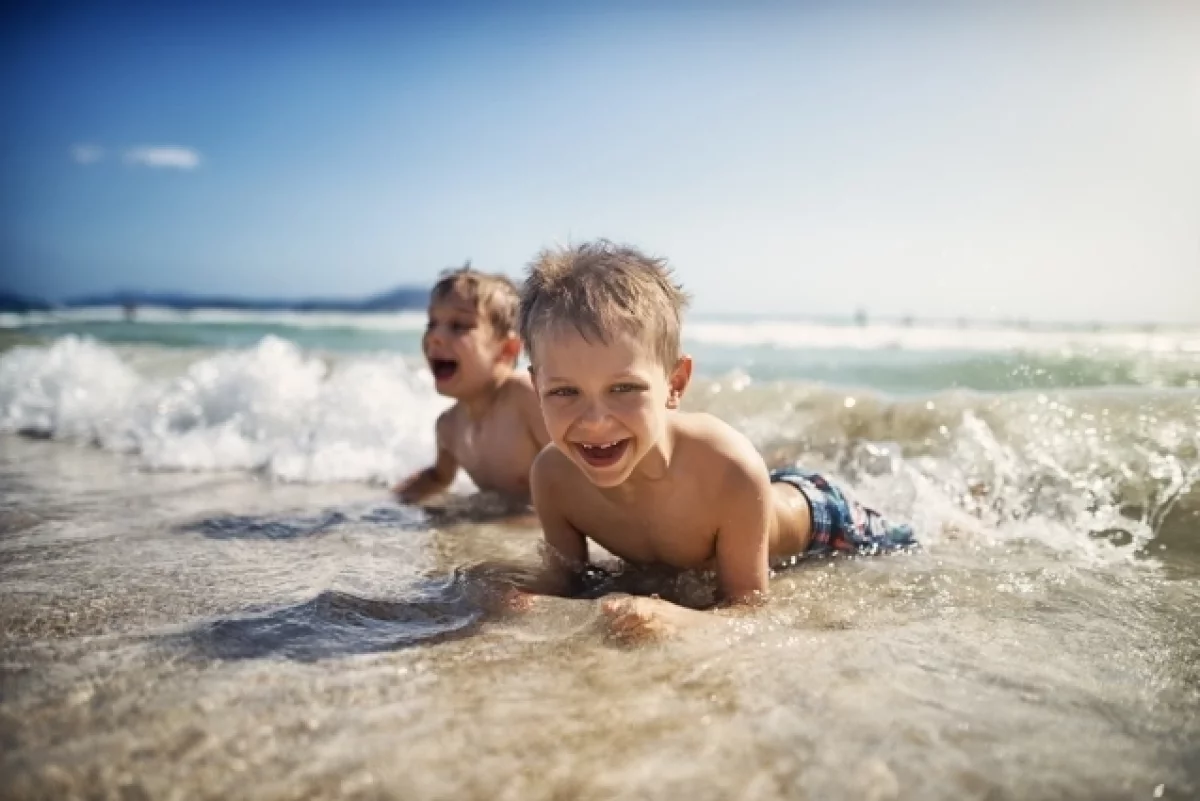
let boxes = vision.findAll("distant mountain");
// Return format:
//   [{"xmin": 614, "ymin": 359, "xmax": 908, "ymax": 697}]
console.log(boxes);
[
  {"xmin": 61, "ymin": 286, "xmax": 429, "ymax": 313},
  {"xmin": 356, "ymin": 286, "xmax": 430, "ymax": 311},
  {"xmin": 0, "ymin": 291, "xmax": 52, "ymax": 312}
]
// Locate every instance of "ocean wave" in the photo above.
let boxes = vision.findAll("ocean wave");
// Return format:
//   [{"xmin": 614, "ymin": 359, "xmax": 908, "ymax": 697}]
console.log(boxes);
[
  {"xmin": 0, "ymin": 335, "xmax": 454, "ymax": 483},
  {"xmin": 7, "ymin": 307, "xmax": 1200, "ymax": 356},
  {"xmin": 687, "ymin": 320, "xmax": 1200, "ymax": 355},
  {"xmin": 692, "ymin": 376, "xmax": 1200, "ymax": 563},
  {"xmin": 1, "ymin": 335, "xmax": 1196, "ymax": 565}
]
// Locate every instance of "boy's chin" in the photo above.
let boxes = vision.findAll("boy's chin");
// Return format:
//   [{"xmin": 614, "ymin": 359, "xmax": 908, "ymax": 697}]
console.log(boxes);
[
  {"xmin": 571, "ymin": 453, "xmax": 636, "ymax": 488},
  {"xmin": 433, "ymin": 372, "xmax": 482, "ymax": 398},
  {"xmin": 431, "ymin": 363, "xmax": 507, "ymax": 399},
  {"xmin": 431, "ymin": 379, "xmax": 461, "ymax": 398}
]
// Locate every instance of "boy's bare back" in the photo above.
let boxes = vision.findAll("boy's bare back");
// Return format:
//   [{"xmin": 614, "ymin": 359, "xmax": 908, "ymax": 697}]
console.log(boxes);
[
  {"xmin": 395, "ymin": 266, "xmax": 549, "ymax": 505},
  {"xmin": 437, "ymin": 373, "xmax": 545, "ymax": 498}
]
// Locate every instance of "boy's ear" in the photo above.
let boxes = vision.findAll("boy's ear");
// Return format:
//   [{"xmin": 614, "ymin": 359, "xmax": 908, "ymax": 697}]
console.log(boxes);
[
  {"xmin": 499, "ymin": 333, "xmax": 522, "ymax": 364},
  {"xmin": 666, "ymin": 355, "xmax": 693, "ymax": 409}
]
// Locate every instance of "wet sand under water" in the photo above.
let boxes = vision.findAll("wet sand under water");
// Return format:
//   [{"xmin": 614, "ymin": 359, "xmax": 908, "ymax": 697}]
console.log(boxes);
[{"xmin": 1, "ymin": 436, "xmax": 1198, "ymax": 801}]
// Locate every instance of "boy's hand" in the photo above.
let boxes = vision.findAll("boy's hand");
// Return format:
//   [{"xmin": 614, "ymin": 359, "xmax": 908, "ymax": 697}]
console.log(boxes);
[
  {"xmin": 479, "ymin": 584, "xmax": 538, "ymax": 616},
  {"xmin": 599, "ymin": 594, "xmax": 715, "ymax": 646},
  {"xmin": 393, "ymin": 471, "xmax": 434, "ymax": 504},
  {"xmin": 396, "ymin": 425, "xmax": 458, "ymax": 504},
  {"xmin": 460, "ymin": 561, "xmax": 546, "ymax": 616}
]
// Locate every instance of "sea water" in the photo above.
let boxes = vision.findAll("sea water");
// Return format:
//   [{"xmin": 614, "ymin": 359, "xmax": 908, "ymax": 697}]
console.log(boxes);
[{"xmin": 1, "ymin": 313, "xmax": 1197, "ymax": 800}]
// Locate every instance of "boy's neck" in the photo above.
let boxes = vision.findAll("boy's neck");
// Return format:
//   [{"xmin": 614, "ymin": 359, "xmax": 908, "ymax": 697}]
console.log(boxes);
[{"xmin": 457, "ymin": 365, "xmax": 516, "ymax": 421}]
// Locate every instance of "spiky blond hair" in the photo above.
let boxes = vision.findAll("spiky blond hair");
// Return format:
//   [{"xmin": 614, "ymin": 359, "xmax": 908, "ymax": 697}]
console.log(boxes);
[{"xmin": 519, "ymin": 240, "xmax": 690, "ymax": 370}]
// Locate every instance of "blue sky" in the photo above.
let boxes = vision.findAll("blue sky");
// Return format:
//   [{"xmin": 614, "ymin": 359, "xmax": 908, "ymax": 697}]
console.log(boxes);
[{"xmin": 2, "ymin": 1, "xmax": 1198, "ymax": 323}]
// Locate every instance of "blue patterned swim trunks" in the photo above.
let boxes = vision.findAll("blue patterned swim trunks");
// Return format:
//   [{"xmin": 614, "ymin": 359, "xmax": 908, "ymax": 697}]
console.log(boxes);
[{"xmin": 771, "ymin": 467, "xmax": 915, "ymax": 559}]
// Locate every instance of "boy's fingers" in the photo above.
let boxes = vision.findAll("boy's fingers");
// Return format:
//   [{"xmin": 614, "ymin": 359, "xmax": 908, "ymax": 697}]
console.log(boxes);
[
  {"xmin": 506, "ymin": 591, "xmax": 536, "ymax": 612},
  {"xmin": 599, "ymin": 593, "xmax": 633, "ymax": 613}
]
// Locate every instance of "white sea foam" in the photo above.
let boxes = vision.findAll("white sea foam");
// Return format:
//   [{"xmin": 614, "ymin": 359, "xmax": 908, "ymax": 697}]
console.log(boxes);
[
  {"xmin": 0, "ymin": 335, "xmax": 457, "ymax": 484},
  {"xmin": 6, "ymin": 307, "xmax": 1200, "ymax": 356},
  {"xmin": 2, "ymin": 332, "xmax": 1195, "ymax": 559},
  {"xmin": 686, "ymin": 320, "xmax": 1200, "ymax": 355}
]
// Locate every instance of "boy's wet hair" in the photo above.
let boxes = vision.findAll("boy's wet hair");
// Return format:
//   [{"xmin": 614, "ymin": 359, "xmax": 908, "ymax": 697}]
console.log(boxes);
[
  {"xmin": 431, "ymin": 262, "xmax": 520, "ymax": 339},
  {"xmin": 519, "ymin": 240, "xmax": 691, "ymax": 370}
]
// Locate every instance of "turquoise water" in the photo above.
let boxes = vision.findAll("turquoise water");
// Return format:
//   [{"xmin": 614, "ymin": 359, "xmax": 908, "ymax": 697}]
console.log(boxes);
[{"xmin": 5, "ymin": 309, "xmax": 1200, "ymax": 393}]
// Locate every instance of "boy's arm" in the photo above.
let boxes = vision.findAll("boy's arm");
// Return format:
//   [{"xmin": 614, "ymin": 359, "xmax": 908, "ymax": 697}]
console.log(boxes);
[
  {"xmin": 599, "ymin": 464, "xmax": 770, "ymax": 644},
  {"xmin": 526, "ymin": 448, "xmax": 589, "ymax": 595},
  {"xmin": 712, "ymin": 462, "xmax": 772, "ymax": 606},
  {"xmin": 463, "ymin": 449, "xmax": 588, "ymax": 598},
  {"xmin": 393, "ymin": 413, "xmax": 458, "ymax": 503}
]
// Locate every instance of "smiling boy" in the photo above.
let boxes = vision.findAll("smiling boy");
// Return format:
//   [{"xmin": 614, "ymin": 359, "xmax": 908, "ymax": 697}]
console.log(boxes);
[
  {"xmin": 515, "ymin": 241, "xmax": 914, "ymax": 641},
  {"xmin": 394, "ymin": 265, "xmax": 550, "ymax": 505}
]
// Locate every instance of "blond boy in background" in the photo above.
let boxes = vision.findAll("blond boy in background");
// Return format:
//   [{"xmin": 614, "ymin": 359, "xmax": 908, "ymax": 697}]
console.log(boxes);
[{"xmin": 395, "ymin": 265, "xmax": 549, "ymax": 505}]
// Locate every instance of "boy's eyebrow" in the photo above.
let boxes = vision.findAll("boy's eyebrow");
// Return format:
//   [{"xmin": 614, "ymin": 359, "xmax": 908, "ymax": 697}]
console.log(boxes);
[
  {"xmin": 428, "ymin": 307, "xmax": 480, "ymax": 319},
  {"xmin": 541, "ymin": 372, "xmax": 646, "ymax": 385}
]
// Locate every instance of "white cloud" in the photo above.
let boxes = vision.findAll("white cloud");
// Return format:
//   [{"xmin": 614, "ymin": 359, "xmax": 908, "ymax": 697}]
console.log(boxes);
[
  {"xmin": 123, "ymin": 146, "xmax": 202, "ymax": 170},
  {"xmin": 70, "ymin": 144, "xmax": 105, "ymax": 164}
]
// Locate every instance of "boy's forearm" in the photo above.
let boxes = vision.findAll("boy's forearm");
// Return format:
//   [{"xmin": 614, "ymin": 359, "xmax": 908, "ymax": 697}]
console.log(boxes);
[
  {"xmin": 465, "ymin": 560, "xmax": 589, "ymax": 599},
  {"xmin": 710, "ymin": 589, "xmax": 769, "ymax": 614},
  {"xmin": 394, "ymin": 468, "xmax": 450, "ymax": 503}
]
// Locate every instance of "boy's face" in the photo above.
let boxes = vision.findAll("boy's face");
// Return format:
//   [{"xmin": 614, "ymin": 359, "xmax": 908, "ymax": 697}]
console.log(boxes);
[
  {"xmin": 422, "ymin": 291, "xmax": 515, "ymax": 398},
  {"xmin": 531, "ymin": 327, "xmax": 690, "ymax": 488}
]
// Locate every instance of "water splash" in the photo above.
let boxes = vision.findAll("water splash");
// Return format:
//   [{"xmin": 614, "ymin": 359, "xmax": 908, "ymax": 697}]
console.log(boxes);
[{"xmin": 0, "ymin": 335, "xmax": 453, "ymax": 484}]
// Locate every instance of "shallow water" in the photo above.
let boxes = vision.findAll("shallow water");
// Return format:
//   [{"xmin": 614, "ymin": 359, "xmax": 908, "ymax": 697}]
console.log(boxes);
[{"xmin": 2, "ymin": 325, "xmax": 1199, "ymax": 799}]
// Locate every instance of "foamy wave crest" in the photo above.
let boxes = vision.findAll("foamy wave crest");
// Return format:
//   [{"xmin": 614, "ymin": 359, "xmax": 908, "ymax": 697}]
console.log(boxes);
[
  {"xmin": 0, "ymin": 336, "xmax": 141, "ymax": 441},
  {"xmin": 686, "ymin": 320, "xmax": 1200, "ymax": 355},
  {"xmin": 0, "ymin": 336, "xmax": 454, "ymax": 483},
  {"xmin": 692, "ymin": 378, "xmax": 1199, "ymax": 564}
]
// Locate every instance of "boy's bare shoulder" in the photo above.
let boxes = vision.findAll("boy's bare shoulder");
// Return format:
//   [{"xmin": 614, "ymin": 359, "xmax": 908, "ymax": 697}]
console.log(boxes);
[
  {"xmin": 498, "ymin": 370, "xmax": 537, "ymax": 400},
  {"xmin": 531, "ymin": 443, "xmax": 574, "ymax": 487},
  {"xmin": 498, "ymin": 371, "xmax": 551, "ymax": 443},
  {"xmin": 530, "ymin": 446, "xmax": 584, "ymax": 509},
  {"xmin": 496, "ymin": 372, "xmax": 541, "ymax": 415},
  {"xmin": 435, "ymin": 403, "xmax": 463, "ymax": 438},
  {"xmin": 675, "ymin": 411, "xmax": 770, "ymax": 487}
]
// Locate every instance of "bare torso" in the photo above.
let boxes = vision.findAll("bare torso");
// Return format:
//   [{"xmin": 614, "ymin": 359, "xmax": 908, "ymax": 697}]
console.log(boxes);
[
  {"xmin": 547, "ymin": 414, "xmax": 814, "ymax": 571},
  {"xmin": 444, "ymin": 378, "xmax": 545, "ymax": 499}
]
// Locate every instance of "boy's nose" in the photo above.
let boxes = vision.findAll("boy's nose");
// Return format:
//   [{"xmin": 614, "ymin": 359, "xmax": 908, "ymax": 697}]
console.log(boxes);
[{"xmin": 577, "ymin": 399, "xmax": 611, "ymax": 429}]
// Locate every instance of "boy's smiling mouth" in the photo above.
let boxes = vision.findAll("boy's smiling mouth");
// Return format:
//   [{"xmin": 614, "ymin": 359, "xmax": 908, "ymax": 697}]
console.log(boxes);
[
  {"xmin": 429, "ymin": 358, "xmax": 459, "ymax": 382},
  {"xmin": 573, "ymin": 439, "xmax": 631, "ymax": 469}
]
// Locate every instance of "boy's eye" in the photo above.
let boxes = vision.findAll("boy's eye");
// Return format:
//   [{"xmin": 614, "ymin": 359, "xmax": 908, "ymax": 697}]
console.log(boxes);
[
  {"xmin": 425, "ymin": 318, "xmax": 475, "ymax": 334},
  {"xmin": 611, "ymin": 383, "xmax": 646, "ymax": 394},
  {"xmin": 546, "ymin": 387, "xmax": 578, "ymax": 398}
]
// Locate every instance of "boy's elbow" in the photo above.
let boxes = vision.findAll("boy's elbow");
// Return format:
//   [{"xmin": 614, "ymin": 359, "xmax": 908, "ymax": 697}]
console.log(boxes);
[
  {"xmin": 716, "ymin": 587, "xmax": 770, "ymax": 611},
  {"xmin": 393, "ymin": 471, "xmax": 418, "ymax": 497},
  {"xmin": 395, "ymin": 466, "xmax": 449, "ymax": 503},
  {"xmin": 394, "ymin": 479, "xmax": 425, "ymax": 503}
]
